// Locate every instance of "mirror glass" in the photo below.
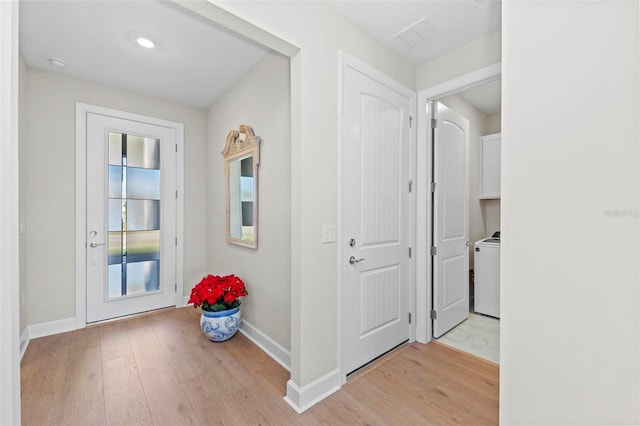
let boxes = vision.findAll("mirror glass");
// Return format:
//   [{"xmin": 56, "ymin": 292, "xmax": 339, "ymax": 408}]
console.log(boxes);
[{"xmin": 223, "ymin": 125, "xmax": 260, "ymax": 248}]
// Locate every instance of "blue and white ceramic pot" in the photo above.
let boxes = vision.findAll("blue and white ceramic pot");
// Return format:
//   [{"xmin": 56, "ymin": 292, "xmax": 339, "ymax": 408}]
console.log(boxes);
[{"xmin": 200, "ymin": 307, "xmax": 241, "ymax": 342}]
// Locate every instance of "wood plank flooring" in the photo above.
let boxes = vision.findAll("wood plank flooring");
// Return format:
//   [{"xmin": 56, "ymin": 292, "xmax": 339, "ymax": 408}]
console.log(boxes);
[{"xmin": 21, "ymin": 307, "xmax": 498, "ymax": 425}]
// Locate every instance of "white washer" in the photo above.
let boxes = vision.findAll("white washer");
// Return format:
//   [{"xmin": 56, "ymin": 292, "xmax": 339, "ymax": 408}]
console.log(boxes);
[{"xmin": 474, "ymin": 232, "xmax": 500, "ymax": 318}]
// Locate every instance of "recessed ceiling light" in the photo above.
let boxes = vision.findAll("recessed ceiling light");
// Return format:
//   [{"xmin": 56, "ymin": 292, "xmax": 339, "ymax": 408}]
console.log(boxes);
[
  {"xmin": 48, "ymin": 57, "xmax": 65, "ymax": 68},
  {"xmin": 136, "ymin": 37, "xmax": 155, "ymax": 49}
]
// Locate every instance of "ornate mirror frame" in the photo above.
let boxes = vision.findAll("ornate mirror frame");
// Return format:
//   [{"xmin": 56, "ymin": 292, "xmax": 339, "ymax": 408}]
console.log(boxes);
[{"xmin": 222, "ymin": 124, "xmax": 261, "ymax": 249}]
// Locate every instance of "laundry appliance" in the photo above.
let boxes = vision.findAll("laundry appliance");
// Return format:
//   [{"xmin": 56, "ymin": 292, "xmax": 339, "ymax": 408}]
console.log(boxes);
[{"xmin": 473, "ymin": 231, "xmax": 500, "ymax": 318}]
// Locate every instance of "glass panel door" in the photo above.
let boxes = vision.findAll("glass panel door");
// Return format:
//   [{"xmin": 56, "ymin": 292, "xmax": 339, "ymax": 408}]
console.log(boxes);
[
  {"xmin": 86, "ymin": 112, "xmax": 177, "ymax": 323},
  {"xmin": 107, "ymin": 132, "xmax": 161, "ymax": 299}
]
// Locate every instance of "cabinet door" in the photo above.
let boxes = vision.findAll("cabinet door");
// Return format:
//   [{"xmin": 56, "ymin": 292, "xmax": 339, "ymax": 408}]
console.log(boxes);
[{"xmin": 479, "ymin": 133, "xmax": 501, "ymax": 199}]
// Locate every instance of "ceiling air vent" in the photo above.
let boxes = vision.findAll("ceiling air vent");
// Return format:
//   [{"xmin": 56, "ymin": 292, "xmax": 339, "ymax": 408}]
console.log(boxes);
[{"xmin": 393, "ymin": 17, "xmax": 438, "ymax": 49}]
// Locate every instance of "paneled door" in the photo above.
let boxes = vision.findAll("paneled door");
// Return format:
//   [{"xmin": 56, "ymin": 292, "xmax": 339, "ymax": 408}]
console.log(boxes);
[
  {"xmin": 431, "ymin": 101, "xmax": 470, "ymax": 338},
  {"xmin": 342, "ymin": 57, "xmax": 414, "ymax": 374},
  {"xmin": 85, "ymin": 112, "xmax": 178, "ymax": 323}
]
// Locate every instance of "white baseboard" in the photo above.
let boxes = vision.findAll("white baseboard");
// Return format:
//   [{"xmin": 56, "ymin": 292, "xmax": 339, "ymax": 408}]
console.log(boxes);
[
  {"xmin": 28, "ymin": 317, "xmax": 76, "ymax": 339},
  {"xmin": 283, "ymin": 369, "xmax": 341, "ymax": 413},
  {"xmin": 20, "ymin": 317, "xmax": 77, "ymax": 361},
  {"xmin": 239, "ymin": 319, "xmax": 291, "ymax": 371},
  {"xmin": 20, "ymin": 328, "xmax": 29, "ymax": 361}
]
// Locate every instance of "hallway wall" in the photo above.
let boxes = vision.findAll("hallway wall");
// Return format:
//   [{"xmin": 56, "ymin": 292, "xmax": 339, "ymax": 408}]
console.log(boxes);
[
  {"xmin": 214, "ymin": 0, "xmax": 416, "ymax": 389},
  {"xmin": 501, "ymin": 1, "xmax": 640, "ymax": 423},
  {"xmin": 206, "ymin": 51, "xmax": 292, "ymax": 352}
]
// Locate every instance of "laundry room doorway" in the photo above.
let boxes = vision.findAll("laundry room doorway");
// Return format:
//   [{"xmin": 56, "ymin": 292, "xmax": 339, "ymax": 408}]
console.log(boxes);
[{"xmin": 416, "ymin": 63, "xmax": 501, "ymax": 364}]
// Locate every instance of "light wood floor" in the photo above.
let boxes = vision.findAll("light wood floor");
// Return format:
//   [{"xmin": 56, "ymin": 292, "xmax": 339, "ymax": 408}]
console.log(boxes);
[{"xmin": 21, "ymin": 307, "xmax": 498, "ymax": 425}]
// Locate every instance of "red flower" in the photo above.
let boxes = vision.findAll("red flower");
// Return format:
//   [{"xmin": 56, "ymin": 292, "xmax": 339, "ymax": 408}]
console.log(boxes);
[{"xmin": 188, "ymin": 274, "xmax": 248, "ymax": 312}]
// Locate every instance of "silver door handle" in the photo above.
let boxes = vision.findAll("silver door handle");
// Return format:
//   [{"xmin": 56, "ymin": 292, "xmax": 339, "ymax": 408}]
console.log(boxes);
[
  {"xmin": 349, "ymin": 256, "xmax": 365, "ymax": 265},
  {"xmin": 89, "ymin": 242, "xmax": 105, "ymax": 248}
]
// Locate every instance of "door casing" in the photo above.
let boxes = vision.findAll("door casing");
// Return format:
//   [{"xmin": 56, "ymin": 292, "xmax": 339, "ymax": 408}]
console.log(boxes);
[
  {"xmin": 416, "ymin": 62, "xmax": 502, "ymax": 343},
  {"xmin": 75, "ymin": 103, "xmax": 185, "ymax": 328}
]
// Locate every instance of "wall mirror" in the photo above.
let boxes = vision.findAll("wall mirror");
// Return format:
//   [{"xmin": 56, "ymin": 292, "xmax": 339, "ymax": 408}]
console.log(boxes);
[{"xmin": 222, "ymin": 125, "xmax": 261, "ymax": 248}]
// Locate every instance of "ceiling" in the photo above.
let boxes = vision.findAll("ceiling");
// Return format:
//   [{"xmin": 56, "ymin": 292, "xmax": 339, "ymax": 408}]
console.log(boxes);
[
  {"xmin": 328, "ymin": 0, "xmax": 501, "ymax": 66},
  {"xmin": 19, "ymin": 1, "xmax": 270, "ymax": 109},
  {"xmin": 19, "ymin": 1, "xmax": 501, "ymax": 111},
  {"xmin": 458, "ymin": 78, "xmax": 501, "ymax": 114}
]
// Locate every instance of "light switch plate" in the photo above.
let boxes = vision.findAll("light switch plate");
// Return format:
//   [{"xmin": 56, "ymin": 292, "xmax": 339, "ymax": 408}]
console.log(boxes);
[{"xmin": 322, "ymin": 225, "xmax": 336, "ymax": 243}]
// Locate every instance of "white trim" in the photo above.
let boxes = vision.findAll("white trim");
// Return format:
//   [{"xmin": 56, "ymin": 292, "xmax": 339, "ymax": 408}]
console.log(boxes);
[
  {"xmin": 75, "ymin": 103, "xmax": 184, "ymax": 327},
  {"xmin": 19, "ymin": 317, "xmax": 77, "ymax": 361},
  {"xmin": 75, "ymin": 105, "xmax": 88, "ymax": 329},
  {"xmin": 20, "ymin": 328, "xmax": 29, "ymax": 361},
  {"xmin": 239, "ymin": 319, "xmax": 291, "ymax": 372},
  {"xmin": 415, "ymin": 62, "xmax": 502, "ymax": 343},
  {"xmin": 338, "ymin": 51, "xmax": 417, "ymax": 383},
  {"xmin": 0, "ymin": 1, "xmax": 21, "ymax": 423},
  {"xmin": 419, "ymin": 62, "xmax": 502, "ymax": 102},
  {"xmin": 27, "ymin": 317, "xmax": 76, "ymax": 340},
  {"xmin": 283, "ymin": 369, "xmax": 341, "ymax": 414}
]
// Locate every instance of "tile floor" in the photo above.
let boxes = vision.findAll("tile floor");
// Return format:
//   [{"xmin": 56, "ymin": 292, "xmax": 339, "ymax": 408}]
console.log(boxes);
[{"xmin": 436, "ymin": 313, "xmax": 500, "ymax": 364}]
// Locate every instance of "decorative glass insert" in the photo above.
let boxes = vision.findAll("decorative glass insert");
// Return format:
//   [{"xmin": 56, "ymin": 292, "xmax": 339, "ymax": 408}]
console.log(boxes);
[{"xmin": 107, "ymin": 131, "xmax": 161, "ymax": 299}]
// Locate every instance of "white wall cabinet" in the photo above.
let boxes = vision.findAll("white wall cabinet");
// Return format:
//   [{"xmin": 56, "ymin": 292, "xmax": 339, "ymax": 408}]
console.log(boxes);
[{"xmin": 479, "ymin": 133, "xmax": 501, "ymax": 199}]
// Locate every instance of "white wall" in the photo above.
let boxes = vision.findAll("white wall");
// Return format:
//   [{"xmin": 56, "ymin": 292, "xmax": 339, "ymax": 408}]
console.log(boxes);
[
  {"xmin": 206, "ymin": 51, "xmax": 291, "ymax": 351},
  {"xmin": 501, "ymin": 1, "xmax": 639, "ymax": 424},
  {"xmin": 18, "ymin": 53, "xmax": 27, "ymax": 335},
  {"xmin": 417, "ymin": 31, "xmax": 501, "ymax": 91},
  {"xmin": 213, "ymin": 1, "xmax": 416, "ymax": 387},
  {"xmin": 486, "ymin": 111, "xmax": 501, "ymax": 135},
  {"xmin": 24, "ymin": 69, "xmax": 208, "ymax": 325},
  {"xmin": 0, "ymin": 1, "xmax": 21, "ymax": 423},
  {"xmin": 437, "ymin": 94, "xmax": 494, "ymax": 268}
]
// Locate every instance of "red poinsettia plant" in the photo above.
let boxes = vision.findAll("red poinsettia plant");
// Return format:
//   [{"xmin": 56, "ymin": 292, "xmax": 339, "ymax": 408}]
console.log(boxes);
[{"xmin": 188, "ymin": 274, "xmax": 248, "ymax": 312}]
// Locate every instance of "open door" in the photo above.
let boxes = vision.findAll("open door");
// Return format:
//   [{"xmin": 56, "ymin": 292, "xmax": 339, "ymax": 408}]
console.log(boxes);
[{"xmin": 431, "ymin": 101, "xmax": 470, "ymax": 338}]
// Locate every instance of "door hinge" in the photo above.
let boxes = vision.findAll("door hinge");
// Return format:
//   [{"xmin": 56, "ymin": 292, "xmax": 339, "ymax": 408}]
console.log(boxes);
[
  {"xmin": 175, "ymin": 237, "xmax": 178, "ymax": 246},
  {"xmin": 408, "ymin": 312, "xmax": 412, "ymax": 324},
  {"xmin": 175, "ymin": 283, "xmax": 177, "ymax": 292},
  {"xmin": 431, "ymin": 182, "xmax": 437, "ymax": 192},
  {"xmin": 408, "ymin": 247, "xmax": 412, "ymax": 258},
  {"xmin": 409, "ymin": 115, "xmax": 413, "ymax": 128},
  {"xmin": 175, "ymin": 144, "xmax": 178, "ymax": 153},
  {"xmin": 408, "ymin": 180, "xmax": 413, "ymax": 193},
  {"xmin": 175, "ymin": 190, "xmax": 178, "ymax": 199},
  {"xmin": 431, "ymin": 118, "xmax": 437, "ymax": 129},
  {"xmin": 430, "ymin": 310, "xmax": 437, "ymax": 320},
  {"xmin": 431, "ymin": 246, "xmax": 437, "ymax": 256}
]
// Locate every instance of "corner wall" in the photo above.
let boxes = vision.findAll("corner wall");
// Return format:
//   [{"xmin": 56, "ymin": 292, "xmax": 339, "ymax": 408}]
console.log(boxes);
[
  {"xmin": 206, "ymin": 51, "xmax": 292, "ymax": 352},
  {"xmin": 18, "ymin": 54, "xmax": 27, "ymax": 335},
  {"xmin": 212, "ymin": 0, "xmax": 416, "ymax": 389},
  {"xmin": 501, "ymin": 1, "xmax": 639, "ymax": 423}
]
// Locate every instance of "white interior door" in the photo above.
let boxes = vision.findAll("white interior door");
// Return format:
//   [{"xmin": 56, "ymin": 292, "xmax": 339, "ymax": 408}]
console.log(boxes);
[
  {"xmin": 431, "ymin": 101, "xmax": 470, "ymax": 338},
  {"xmin": 85, "ymin": 112, "xmax": 177, "ymax": 323},
  {"xmin": 343, "ymin": 59, "xmax": 413, "ymax": 374}
]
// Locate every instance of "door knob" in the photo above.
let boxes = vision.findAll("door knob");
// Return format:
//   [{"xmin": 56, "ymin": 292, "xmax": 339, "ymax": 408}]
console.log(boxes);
[
  {"xmin": 349, "ymin": 256, "xmax": 365, "ymax": 265},
  {"xmin": 89, "ymin": 242, "xmax": 105, "ymax": 248}
]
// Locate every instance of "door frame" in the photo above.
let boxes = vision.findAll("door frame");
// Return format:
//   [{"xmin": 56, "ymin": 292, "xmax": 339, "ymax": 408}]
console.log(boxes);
[
  {"xmin": 75, "ymin": 103, "xmax": 185, "ymax": 328},
  {"xmin": 338, "ymin": 52, "xmax": 417, "ymax": 383},
  {"xmin": 415, "ymin": 62, "xmax": 501, "ymax": 343},
  {"xmin": 0, "ymin": 1, "xmax": 21, "ymax": 423}
]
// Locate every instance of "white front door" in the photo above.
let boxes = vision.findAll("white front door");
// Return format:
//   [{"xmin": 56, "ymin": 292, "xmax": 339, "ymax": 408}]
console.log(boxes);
[
  {"xmin": 342, "ymin": 57, "xmax": 414, "ymax": 374},
  {"xmin": 431, "ymin": 101, "xmax": 470, "ymax": 338},
  {"xmin": 85, "ymin": 112, "xmax": 178, "ymax": 323}
]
